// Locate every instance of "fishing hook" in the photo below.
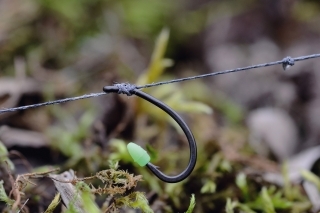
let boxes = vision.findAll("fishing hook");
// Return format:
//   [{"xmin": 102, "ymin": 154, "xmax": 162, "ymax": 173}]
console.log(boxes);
[{"xmin": 103, "ymin": 83, "xmax": 197, "ymax": 183}]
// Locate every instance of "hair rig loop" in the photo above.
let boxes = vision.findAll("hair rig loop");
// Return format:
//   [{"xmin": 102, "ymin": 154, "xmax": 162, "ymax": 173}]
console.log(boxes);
[{"xmin": 103, "ymin": 83, "xmax": 197, "ymax": 183}]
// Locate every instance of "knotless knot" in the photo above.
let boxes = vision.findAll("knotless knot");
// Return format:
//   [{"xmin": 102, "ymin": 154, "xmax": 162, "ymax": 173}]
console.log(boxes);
[
  {"xmin": 282, "ymin": 56, "xmax": 295, "ymax": 70},
  {"xmin": 115, "ymin": 83, "xmax": 137, "ymax": 96}
]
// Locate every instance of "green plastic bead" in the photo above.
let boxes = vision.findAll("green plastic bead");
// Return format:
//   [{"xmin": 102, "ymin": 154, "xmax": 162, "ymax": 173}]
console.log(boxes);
[{"xmin": 127, "ymin": 142, "xmax": 150, "ymax": 167}]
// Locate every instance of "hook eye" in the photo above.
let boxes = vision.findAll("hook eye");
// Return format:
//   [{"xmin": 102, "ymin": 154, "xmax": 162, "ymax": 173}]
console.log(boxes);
[{"xmin": 103, "ymin": 84, "xmax": 197, "ymax": 183}]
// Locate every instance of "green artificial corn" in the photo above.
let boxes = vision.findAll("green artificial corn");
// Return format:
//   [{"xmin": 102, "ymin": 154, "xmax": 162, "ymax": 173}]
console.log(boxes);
[{"xmin": 127, "ymin": 143, "xmax": 150, "ymax": 166}]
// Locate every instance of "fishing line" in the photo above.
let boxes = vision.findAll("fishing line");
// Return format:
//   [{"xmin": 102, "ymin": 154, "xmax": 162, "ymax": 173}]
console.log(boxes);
[
  {"xmin": 0, "ymin": 54, "xmax": 320, "ymax": 114},
  {"xmin": 0, "ymin": 92, "xmax": 106, "ymax": 113}
]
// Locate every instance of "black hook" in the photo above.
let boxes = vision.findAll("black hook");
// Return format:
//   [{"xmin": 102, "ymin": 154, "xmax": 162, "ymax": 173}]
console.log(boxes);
[{"xmin": 103, "ymin": 83, "xmax": 197, "ymax": 183}]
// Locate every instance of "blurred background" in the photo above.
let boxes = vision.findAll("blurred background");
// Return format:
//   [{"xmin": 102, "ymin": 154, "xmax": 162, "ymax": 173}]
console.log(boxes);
[{"xmin": 1, "ymin": 0, "xmax": 320, "ymax": 212}]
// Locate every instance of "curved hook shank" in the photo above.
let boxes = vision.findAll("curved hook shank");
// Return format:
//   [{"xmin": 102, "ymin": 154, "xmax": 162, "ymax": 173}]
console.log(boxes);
[
  {"xmin": 134, "ymin": 90, "xmax": 197, "ymax": 183},
  {"xmin": 103, "ymin": 85, "xmax": 197, "ymax": 183}
]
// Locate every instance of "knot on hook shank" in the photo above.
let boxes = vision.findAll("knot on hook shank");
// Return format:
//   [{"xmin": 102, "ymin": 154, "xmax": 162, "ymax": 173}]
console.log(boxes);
[
  {"xmin": 282, "ymin": 56, "xmax": 295, "ymax": 70},
  {"xmin": 115, "ymin": 83, "xmax": 137, "ymax": 96}
]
